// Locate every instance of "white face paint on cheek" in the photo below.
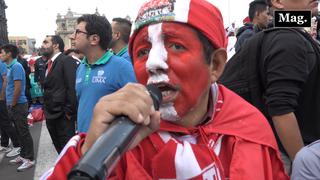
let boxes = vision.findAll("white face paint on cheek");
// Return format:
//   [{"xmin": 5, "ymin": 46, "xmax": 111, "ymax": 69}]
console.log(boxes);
[
  {"xmin": 146, "ymin": 23, "xmax": 168, "ymax": 80},
  {"xmin": 146, "ymin": 23, "xmax": 180, "ymax": 122},
  {"xmin": 147, "ymin": 74, "xmax": 169, "ymax": 84},
  {"xmin": 160, "ymin": 103, "xmax": 180, "ymax": 122}
]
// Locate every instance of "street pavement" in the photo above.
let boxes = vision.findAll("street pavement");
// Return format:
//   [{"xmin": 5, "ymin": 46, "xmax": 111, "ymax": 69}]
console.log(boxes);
[{"xmin": 0, "ymin": 121, "xmax": 58, "ymax": 180}]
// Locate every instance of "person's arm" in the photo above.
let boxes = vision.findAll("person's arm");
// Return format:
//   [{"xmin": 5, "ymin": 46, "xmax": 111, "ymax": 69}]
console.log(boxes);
[
  {"xmin": 10, "ymin": 65, "xmax": 25, "ymax": 107},
  {"xmin": 63, "ymin": 56, "xmax": 78, "ymax": 117},
  {"xmin": 0, "ymin": 75, "xmax": 7, "ymax": 100},
  {"xmin": 272, "ymin": 112, "xmax": 304, "ymax": 160},
  {"xmin": 12, "ymin": 80, "xmax": 22, "ymax": 106},
  {"xmin": 264, "ymin": 31, "xmax": 312, "ymax": 160}
]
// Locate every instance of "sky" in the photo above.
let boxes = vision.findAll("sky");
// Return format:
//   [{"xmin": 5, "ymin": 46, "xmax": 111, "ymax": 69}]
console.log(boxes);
[{"xmin": 5, "ymin": 0, "xmax": 252, "ymax": 48}]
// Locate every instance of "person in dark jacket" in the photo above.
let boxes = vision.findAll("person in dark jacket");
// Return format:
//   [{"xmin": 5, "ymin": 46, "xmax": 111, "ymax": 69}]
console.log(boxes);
[
  {"xmin": 40, "ymin": 35, "xmax": 78, "ymax": 154},
  {"xmin": 34, "ymin": 56, "xmax": 47, "ymax": 88},
  {"xmin": 234, "ymin": 0, "xmax": 271, "ymax": 52}
]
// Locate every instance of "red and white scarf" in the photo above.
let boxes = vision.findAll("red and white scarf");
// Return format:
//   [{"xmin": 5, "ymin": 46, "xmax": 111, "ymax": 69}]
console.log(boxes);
[{"xmin": 147, "ymin": 83, "xmax": 226, "ymax": 180}]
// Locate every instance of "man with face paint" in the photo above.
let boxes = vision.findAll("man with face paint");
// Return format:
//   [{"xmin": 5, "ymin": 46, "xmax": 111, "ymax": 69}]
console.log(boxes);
[{"xmin": 42, "ymin": 0, "xmax": 288, "ymax": 179}]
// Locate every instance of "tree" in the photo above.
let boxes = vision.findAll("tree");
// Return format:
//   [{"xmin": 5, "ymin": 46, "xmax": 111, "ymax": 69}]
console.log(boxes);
[{"xmin": 0, "ymin": 0, "xmax": 8, "ymax": 45}]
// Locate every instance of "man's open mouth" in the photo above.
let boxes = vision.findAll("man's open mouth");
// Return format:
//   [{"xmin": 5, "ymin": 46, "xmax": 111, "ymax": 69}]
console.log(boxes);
[{"xmin": 153, "ymin": 82, "xmax": 179, "ymax": 104}]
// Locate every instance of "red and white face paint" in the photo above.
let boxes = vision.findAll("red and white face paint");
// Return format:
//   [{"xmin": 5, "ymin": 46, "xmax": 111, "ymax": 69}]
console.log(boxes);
[{"xmin": 132, "ymin": 22, "xmax": 211, "ymax": 122}]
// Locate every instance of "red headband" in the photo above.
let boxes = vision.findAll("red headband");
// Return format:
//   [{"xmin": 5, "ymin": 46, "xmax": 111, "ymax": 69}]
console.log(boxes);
[{"xmin": 129, "ymin": 0, "xmax": 227, "ymax": 57}]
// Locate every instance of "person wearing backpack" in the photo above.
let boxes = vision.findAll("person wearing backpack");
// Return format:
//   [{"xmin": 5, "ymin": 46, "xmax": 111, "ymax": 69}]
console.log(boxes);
[
  {"xmin": 234, "ymin": 0, "xmax": 272, "ymax": 52},
  {"xmin": 221, "ymin": 0, "xmax": 320, "ymax": 174},
  {"xmin": 260, "ymin": 0, "xmax": 320, "ymax": 174}
]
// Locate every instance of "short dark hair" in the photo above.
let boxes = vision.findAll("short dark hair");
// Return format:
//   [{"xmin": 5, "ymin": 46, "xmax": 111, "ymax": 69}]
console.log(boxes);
[
  {"xmin": 248, "ymin": 0, "xmax": 268, "ymax": 21},
  {"xmin": 1, "ymin": 44, "xmax": 19, "ymax": 58},
  {"xmin": 112, "ymin": 17, "xmax": 132, "ymax": 44},
  {"xmin": 47, "ymin": 35, "xmax": 65, "ymax": 52},
  {"xmin": 196, "ymin": 30, "xmax": 215, "ymax": 65},
  {"xmin": 78, "ymin": 14, "xmax": 112, "ymax": 50}
]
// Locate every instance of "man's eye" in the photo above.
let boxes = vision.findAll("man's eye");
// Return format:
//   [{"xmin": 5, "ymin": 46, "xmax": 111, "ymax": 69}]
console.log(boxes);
[
  {"xmin": 137, "ymin": 49, "xmax": 150, "ymax": 58},
  {"xmin": 170, "ymin": 43, "xmax": 185, "ymax": 51}
]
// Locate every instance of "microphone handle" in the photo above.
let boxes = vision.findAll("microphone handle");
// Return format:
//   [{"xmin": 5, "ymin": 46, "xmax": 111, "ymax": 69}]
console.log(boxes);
[{"xmin": 68, "ymin": 116, "xmax": 140, "ymax": 180}]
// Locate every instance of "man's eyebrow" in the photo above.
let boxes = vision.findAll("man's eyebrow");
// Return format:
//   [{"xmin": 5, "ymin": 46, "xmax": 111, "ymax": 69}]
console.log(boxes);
[
  {"xmin": 135, "ymin": 32, "xmax": 149, "ymax": 43},
  {"xmin": 162, "ymin": 32, "xmax": 185, "ymax": 40}
]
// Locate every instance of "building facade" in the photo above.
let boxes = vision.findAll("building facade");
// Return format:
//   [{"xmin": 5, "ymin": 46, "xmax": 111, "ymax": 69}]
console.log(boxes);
[
  {"xmin": 55, "ymin": 8, "xmax": 101, "ymax": 50},
  {"xmin": 9, "ymin": 36, "xmax": 36, "ymax": 54}
]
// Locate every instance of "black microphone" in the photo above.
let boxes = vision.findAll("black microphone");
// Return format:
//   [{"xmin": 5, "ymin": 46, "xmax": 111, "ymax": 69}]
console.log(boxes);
[{"xmin": 68, "ymin": 84, "xmax": 162, "ymax": 180}]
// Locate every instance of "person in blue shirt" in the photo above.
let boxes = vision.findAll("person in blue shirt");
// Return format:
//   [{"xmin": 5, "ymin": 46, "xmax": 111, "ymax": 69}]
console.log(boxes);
[
  {"xmin": 109, "ymin": 17, "xmax": 133, "ymax": 63},
  {"xmin": 0, "ymin": 44, "xmax": 35, "ymax": 171},
  {"xmin": 69, "ymin": 14, "xmax": 136, "ymax": 133},
  {"xmin": 0, "ymin": 59, "xmax": 20, "ymax": 155}
]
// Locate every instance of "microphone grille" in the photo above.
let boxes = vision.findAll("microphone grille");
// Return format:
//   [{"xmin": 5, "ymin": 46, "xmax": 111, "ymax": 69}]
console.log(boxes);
[{"xmin": 146, "ymin": 84, "xmax": 162, "ymax": 110}]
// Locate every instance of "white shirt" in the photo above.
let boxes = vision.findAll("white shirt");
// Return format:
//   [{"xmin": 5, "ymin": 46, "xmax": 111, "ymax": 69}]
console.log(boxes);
[{"xmin": 45, "ymin": 52, "xmax": 62, "ymax": 76}]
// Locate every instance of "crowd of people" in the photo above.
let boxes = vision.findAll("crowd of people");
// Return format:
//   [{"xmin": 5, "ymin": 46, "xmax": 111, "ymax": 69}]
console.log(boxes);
[
  {"xmin": 0, "ymin": 0, "xmax": 319, "ymax": 179},
  {"xmin": 0, "ymin": 15, "xmax": 136, "ymax": 172}
]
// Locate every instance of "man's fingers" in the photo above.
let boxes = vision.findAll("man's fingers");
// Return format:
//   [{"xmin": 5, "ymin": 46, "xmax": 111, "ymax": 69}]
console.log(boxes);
[
  {"xmin": 83, "ymin": 83, "xmax": 161, "ymax": 153},
  {"xmin": 99, "ymin": 84, "xmax": 155, "ymax": 124}
]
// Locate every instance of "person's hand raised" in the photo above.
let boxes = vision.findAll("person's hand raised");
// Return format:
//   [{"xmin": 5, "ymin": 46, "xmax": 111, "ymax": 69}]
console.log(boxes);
[{"xmin": 81, "ymin": 83, "xmax": 161, "ymax": 154}]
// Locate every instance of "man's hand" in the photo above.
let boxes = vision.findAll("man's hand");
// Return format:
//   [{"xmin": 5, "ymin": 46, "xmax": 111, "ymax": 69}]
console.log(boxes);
[
  {"xmin": 65, "ymin": 113, "xmax": 71, "ymax": 120},
  {"xmin": 81, "ymin": 83, "xmax": 161, "ymax": 154}
]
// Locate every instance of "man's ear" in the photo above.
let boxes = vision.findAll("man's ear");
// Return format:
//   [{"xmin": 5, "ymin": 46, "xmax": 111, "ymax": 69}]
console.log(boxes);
[
  {"xmin": 270, "ymin": 0, "xmax": 284, "ymax": 9},
  {"xmin": 255, "ymin": 11, "xmax": 260, "ymax": 18},
  {"xmin": 90, "ymin": 34, "xmax": 101, "ymax": 46},
  {"xmin": 209, "ymin": 48, "xmax": 227, "ymax": 83},
  {"xmin": 115, "ymin": 32, "xmax": 121, "ymax": 40},
  {"xmin": 7, "ymin": 52, "xmax": 12, "ymax": 58},
  {"xmin": 52, "ymin": 43, "xmax": 59, "ymax": 51}
]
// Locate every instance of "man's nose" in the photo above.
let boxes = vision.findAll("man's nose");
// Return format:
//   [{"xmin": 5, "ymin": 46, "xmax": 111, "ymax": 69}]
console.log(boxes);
[
  {"xmin": 146, "ymin": 54, "xmax": 168, "ymax": 76},
  {"xmin": 146, "ymin": 47, "xmax": 168, "ymax": 75},
  {"xmin": 69, "ymin": 33, "xmax": 75, "ymax": 39},
  {"xmin": 147, "ymin": 67, "xmax": 167, "ymax": 76}
]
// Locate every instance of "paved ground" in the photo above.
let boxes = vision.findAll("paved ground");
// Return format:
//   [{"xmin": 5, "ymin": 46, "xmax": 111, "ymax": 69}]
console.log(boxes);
[{"xmin": 0, "ymin": 121, "xmax": 58, "ymax": 180}]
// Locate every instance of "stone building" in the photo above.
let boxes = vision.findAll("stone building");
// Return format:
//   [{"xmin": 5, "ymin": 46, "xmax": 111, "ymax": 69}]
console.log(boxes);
[
  {"xmin": 55, "ymin": 8, "xmax": 101, "ymax": 50},
  {"xmin": 8, "ymin": 36, "xmax": 36, "ymax": 54}
]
